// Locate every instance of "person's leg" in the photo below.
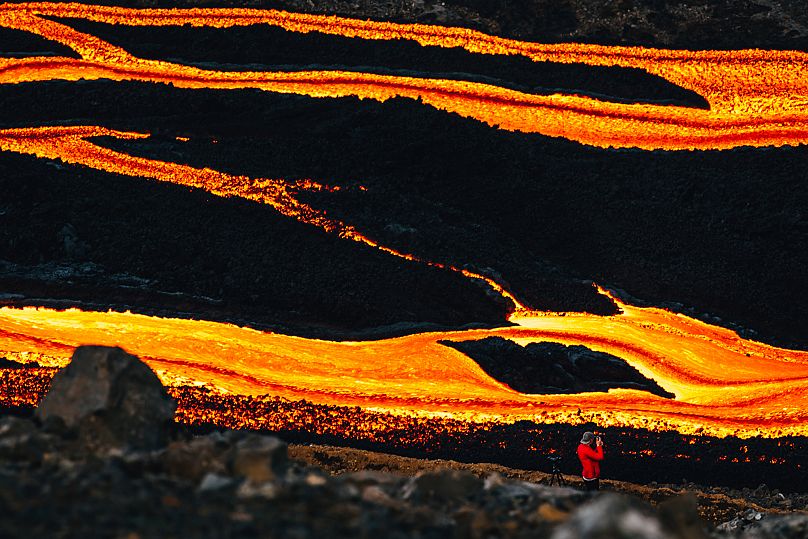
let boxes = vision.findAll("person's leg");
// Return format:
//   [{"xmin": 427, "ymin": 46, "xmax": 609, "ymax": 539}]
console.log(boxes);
[
  {"xmin": 583, "ymin": 478, "xmax": 597, "ymax": 491},
  {"xmin": 593, "ymin": 478, "xmax": 600, "ymax": 491}
]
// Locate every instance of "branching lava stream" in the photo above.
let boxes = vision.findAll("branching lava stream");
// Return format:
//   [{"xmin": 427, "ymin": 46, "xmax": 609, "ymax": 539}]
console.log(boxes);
[
  {"xmin": 2, "ymin": 126, "xmax": 808, "ymax": 439},
  {"xmin": 1, "ymin": 3, "xmax": 808, "ymax": 442}
]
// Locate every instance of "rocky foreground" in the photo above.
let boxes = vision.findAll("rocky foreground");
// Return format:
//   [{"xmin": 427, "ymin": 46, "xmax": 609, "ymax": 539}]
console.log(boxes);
[{"xmin": 2, "ymin": 346, "xmax": 808, "ymax": 538}]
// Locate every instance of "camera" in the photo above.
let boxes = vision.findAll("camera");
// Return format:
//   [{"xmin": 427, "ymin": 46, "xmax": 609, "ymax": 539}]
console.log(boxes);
[{"xmin": 548, "ymin": 456, "xmax": 561, "ymax": 462}]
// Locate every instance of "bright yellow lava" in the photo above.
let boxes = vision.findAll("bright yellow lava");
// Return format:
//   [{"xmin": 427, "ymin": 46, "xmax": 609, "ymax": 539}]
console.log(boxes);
[
  {"xmin": 2, "ymin": 289, "xmax": 808, "ymax": 438},
  {"xmin": 1, "ymin": 127, "xmax": 808, "ymax": 438},
  {"xmin": 1, "ymin": 2, "xmax": 808, "ymax": 150},
  {"xmin": 1, "ymin": 3, "xmax": 808, "ymax": 439}
]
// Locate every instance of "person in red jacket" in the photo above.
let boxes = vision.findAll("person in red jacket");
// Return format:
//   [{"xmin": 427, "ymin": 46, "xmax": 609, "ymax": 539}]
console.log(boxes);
[{"xmin": 577, "ymin": 431, "xmax": 604, "ymax": 491}]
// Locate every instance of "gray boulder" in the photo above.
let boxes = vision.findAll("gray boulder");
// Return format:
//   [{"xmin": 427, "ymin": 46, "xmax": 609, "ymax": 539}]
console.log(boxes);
[
  {"xmin": 402, "ymin": 469, "xmax": 483, "ymax": 503},
  {"xmin": 552, "ymin": 493, "xmax": 675, "ymax": 539},
  {"xmin": 35, "ymin": 346, "xmax": 176, "ymax": 451},
  {"xmin": 740, "ymin": 514, "xmax": 808, "ymax": 539}
]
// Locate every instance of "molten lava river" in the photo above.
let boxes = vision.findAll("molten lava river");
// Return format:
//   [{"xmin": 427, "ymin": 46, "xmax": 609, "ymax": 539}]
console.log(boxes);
[{"xmin": 2, "ymin": 3, "xmax": 808, "ymax": 442}]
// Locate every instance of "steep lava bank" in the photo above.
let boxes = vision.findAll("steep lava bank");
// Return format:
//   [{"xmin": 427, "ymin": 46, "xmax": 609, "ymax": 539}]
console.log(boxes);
[{"xmin": 1, "ymin": 365, "xmax": 806, "ymax": 493}]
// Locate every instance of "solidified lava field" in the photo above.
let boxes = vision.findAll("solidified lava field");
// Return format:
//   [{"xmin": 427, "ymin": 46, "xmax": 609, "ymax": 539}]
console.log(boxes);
[{"xmin": 2, "ymin": 0, "xmax": 808, "ymax": 493}]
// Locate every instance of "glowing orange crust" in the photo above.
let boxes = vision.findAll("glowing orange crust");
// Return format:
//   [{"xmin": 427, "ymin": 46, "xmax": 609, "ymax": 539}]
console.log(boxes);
[
  {"xmin": 2, "ymin": 4, "xmax": 808, "ymax": 439},
  {"xmin": 2, "ymin": 127, "xmax": 808, "ymax": 438},
  {"xmin": 2, "ymin": 291, "xmax": 808, "ymax": 439}
]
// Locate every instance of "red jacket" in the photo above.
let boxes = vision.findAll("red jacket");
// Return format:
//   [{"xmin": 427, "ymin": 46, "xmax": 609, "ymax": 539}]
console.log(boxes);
[{"xmin": 578, "ymin": 443, "xmax": 604, "ymax": 479}]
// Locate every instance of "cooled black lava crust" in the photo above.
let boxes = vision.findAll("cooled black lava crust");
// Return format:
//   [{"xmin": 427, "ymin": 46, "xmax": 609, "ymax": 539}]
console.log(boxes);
[
  {"xmin": 1, "ymin": 77, "xmax": 807, "ymax": 345},
  {"xmin": 54, "ymin": 17, "xmax": 709, "ymax": 108},
  {"xmin": 442, "ymin": 338, "xmax": 675, "ymax": 398}
]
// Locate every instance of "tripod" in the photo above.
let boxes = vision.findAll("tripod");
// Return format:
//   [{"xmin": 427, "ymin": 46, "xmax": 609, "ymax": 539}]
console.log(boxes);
[{"xmin": 547, "ymin": 459, "xmax": 566, "ymax": 487}]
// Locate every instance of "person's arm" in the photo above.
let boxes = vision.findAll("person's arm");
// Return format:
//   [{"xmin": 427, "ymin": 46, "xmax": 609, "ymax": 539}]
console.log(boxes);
[{"xmin": 581, "ymin": 444, "xmax": 604, "ymax": 461}]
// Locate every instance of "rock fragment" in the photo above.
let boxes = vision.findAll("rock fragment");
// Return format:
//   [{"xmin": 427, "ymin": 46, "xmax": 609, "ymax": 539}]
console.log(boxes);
[
  {"xmin": 551, "ymin": 493, "xmax": 674, "ymax": 539},
  {"xmin": 230, "ymin": 434, "xmax": 288, "ymax": 483},
  {"xmin": 658, "ymin": 493, "xmax": 709, "ymax": 539},
  {"xmin": 402, "ymin": 469, "xmax": 483, "ymax": 503},
  {"xmin": 164, "ymin": 436, "xmax": 229, "ymax": 481},
  {"xmin": 35, "ymin": 345, "xmax": 176, "ymax": 451}
]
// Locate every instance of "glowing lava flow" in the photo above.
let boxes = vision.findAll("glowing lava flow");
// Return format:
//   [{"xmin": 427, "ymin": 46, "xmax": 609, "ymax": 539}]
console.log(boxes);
[
  {"xmin": 0, "ymin": 125, "xmax": 522, "ymax": 308},
  {"xmin": 2, "ymin": 3, "xmax": 808, "ymax": 440},
  {"xmin": 2, "ymin": 291, "xmax": 808, "ymax": 439},
  {"xmin": 2, "ymin": 127, "xmax": 808, "ymax": 438},
  {"xmin": 2, "ymin": 2, "xmax": 808, "ymax": 150}
]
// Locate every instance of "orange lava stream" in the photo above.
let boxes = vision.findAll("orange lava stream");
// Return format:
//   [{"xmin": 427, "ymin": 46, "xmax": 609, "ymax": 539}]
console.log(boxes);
[
  {"xmin": 2, "ymin": 126, "xmax": 808, "ymax": 438},
  {"xmin": 0, "ymin": 125, "xmax": 521, "ymax": 308},
  {"xmin": 2, "ymin": 295, "xmax": 808, "ymax": 439},
  {"xmin": 3, "ymin": 4, "xmax": 808, "ymax": 439},
  {"xmin": 2, "ymin": 2, "xmax": 808, "ymax": 150}
]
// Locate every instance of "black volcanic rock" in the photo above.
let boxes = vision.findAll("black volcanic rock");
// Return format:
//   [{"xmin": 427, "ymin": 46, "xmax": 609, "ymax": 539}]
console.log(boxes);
[
  {"xmin": 0, "ymin": 357, "xmax": 37, "ymax": 369},
  {"xmin": 4, "ymin": 79, "xmax": 800, "ymax": 344},
  {"xmin": 4, "ymin": 406, "xmax": 808, "ymax": 538},
  {"xmin": 92, "ymin": 0, "xmax": 808, "ymax": 51},
  {"xmin": 443, "ymin": 337, "xmax": 674, "ymax": 398},
  {"xmin": 0, "ymin": 27, "xmax": 80, "ymax": 59},
  {"xmin": 35, "ymin": 345, "xmax": 176, "ymax": 451}
]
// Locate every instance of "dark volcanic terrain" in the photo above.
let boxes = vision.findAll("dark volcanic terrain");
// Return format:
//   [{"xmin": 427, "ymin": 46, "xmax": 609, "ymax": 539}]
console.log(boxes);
[
  {"xmin": 2, "ymin": 3, "xmax": 808, "ymax": 530},
  {"xmin": 22, "ymin": 0, "xmax": 808, "ymax": 51},
  {"xmin": 1, "ymin": 1, "xmax": 807, "ymax": 344},
  {"xmin": 2, "ymin": 358, "xmax": 807, "ymax": 495},
  {"xmin": 2, "ymin": 77, "xmax": 807, "ymax": 344},
  {"xmin": 3, "ymin": 348, "xmax": 808, "ymax": 538},
  {"xmin": 442, "ymin": 338, "xmax": 675, "ymax": 398}
]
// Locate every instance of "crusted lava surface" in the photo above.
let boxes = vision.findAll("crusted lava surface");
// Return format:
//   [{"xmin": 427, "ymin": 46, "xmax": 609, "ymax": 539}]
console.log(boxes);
[{"xmin": 1, "ymin": 362, "xmax": 805, "ymax": 494}]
